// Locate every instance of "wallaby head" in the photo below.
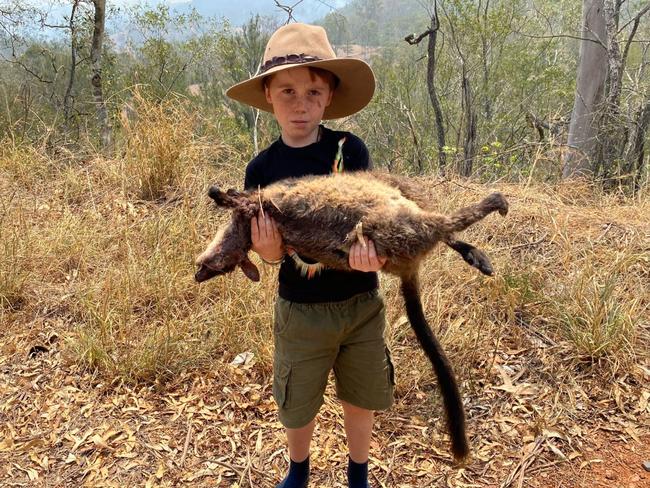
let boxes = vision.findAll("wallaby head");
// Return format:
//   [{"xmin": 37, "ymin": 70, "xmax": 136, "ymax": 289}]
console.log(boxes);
[{"xmin": 195, "ymin": 186, "xmax": 260, "ymax": 283}]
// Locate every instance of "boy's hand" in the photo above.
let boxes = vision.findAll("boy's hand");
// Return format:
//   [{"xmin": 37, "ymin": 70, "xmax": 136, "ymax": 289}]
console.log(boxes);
[
  {"xmin": 349, "ymin": 238, "xmax": 386, "ymax": 272},
  {"xmin": 251, "ymin": 212, "xmax": 284, "ymax": 262}
]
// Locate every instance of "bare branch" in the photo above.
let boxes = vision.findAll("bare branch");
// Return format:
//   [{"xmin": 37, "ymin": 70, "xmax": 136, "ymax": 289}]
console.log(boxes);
[
  {"xmin": 617, "ymin": 2, "xmax": 650, "ymax": 33},
  {"xmin": 273, "ymin": 0, "xmax": 304, "ymax": 24},
  {"xmin": 2, "ymin": 56, "xmax": 53, "ymax": 83},
  {"xmin": 404, "ymin": 29, "xmax": 434, "ymax": 45},
  {"xmin": 518, "ymin": 32, "xmax": 607, "ymax": 48}
]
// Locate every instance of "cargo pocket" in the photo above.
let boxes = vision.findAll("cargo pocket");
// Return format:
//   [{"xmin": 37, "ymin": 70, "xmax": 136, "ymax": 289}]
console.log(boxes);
[
  {"xmin": 385, "ymin": 347, "xmax": 395, "ymax": 386},
  {"xmin": 273, "ymin": 360, "xmax": 292, "ymax": 409}
]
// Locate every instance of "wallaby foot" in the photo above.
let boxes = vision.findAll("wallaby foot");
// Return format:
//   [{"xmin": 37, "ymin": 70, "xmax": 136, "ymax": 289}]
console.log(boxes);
[{"xmin": 446, "ymin": 239, "xmax": 494, "ymax": 276}]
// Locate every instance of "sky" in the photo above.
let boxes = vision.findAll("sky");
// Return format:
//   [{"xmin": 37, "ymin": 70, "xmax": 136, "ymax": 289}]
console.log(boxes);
[{"xmin": 27, "ymin": 0, "xmax": 349, "ymax": 26}]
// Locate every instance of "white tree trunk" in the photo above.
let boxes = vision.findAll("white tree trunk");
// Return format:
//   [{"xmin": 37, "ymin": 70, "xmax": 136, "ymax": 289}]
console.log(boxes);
[{"xmin": 562, "ymin": 0, "xmax": 608, "ymax": 178}]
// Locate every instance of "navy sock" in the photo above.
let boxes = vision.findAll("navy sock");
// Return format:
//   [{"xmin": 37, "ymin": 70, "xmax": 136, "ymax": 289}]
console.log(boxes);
[
  {"xmin": 347, "ymin": 457, "xmax": 369, "ymax": 488},
  {"xmin": 276, "ymin": 456, "xmax": 309, "ymax": 488}
]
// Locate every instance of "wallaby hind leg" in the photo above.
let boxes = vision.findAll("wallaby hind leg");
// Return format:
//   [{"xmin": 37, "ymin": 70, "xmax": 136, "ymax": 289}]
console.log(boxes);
[{"xmin": 446, "ymin": 193, "xmax": 509, "ymax": 233}]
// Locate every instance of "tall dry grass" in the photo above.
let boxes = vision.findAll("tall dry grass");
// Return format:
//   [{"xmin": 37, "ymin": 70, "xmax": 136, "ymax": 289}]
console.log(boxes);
[{"xmin": 1, "ymin": 96, "xmax": 648, "ymax": 390}]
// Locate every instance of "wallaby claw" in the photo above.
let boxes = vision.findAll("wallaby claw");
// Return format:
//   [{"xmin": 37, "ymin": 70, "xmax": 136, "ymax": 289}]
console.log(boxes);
[{"xmin": 354, "ymin": 221, "xmax": 366, "ymax": 248}]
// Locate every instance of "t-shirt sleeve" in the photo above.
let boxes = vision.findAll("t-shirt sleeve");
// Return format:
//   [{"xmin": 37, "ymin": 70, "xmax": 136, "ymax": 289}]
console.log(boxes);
[{"xmin": 343, "ymin": 134, "xmax": 372, "ymax": 172}]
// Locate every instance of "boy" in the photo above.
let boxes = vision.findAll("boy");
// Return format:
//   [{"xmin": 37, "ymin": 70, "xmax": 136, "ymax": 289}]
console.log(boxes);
[{"xmin": 226, "ymin": 23, "xmax": 393, "ymax": 488}]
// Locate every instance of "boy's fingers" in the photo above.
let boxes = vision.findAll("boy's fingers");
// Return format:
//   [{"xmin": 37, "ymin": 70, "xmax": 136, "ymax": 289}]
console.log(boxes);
[
  {"xmin": 369, "ymin": 240, "xmax": 387, "ymax": 267},
  {"xmin": 368, "ymin": 240, "xmax": 377, "ymax": 260},
  {"xmin": 270, "ymin": 217, "xmax": 281, "ymax": 241},
  {"xmin": 251, "ymin": 216, "xmax": 259, "ymax": 242},
  {"xmin": 351, "ymin": 242, "xmax": 361, "ymax": 268},
  {"xmin": 360, "ymin": 239, "xmax": 370, "ymax": 268},
  {"xmin": 259, "ymin": 213, "xmax": 267, "ymax": 238},
  {"xmin": 264, "ymin": 214, "xmax": 273, "ymax": 239},
  {"xmin": 356, "ymin": 241, "xmax": 369, "ymax": 269}
]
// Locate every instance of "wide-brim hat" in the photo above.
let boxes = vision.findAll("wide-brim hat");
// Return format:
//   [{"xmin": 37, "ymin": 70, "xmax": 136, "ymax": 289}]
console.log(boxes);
[{"xmin": 226, "ymin": 23, "xmax": 375, "ymax": 120}]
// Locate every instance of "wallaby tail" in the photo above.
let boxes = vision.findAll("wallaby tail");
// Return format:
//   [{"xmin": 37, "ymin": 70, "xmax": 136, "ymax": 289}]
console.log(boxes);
[
  {"xmin": 445, "ymin": 192, "xmax": 508, "ymax": 233},
  {"xmin": 400, "ymin": 273, "xmax": 470, "ymax": 462}
]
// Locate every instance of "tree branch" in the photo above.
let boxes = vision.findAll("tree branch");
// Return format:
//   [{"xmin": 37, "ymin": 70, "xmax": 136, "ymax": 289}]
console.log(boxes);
[
  {"xmin": 616, "ymin": 3, "xmax": 650, "ymax": 33},
  {"xmin": 274, "ymin": 0, "xmax": 304, "ymax": 24},
  {"xmin": 518, "ymin": 32, "xmax": 607, "ymax": 48},
  {"xmin": 404, "ymin": 29, "xmax": 433, "ymax": 45}
]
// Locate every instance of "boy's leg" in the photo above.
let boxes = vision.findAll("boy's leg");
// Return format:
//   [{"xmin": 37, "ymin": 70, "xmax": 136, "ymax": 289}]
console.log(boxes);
[
  {"xmin": 273, "ymin": 297, "xmax": 345, "ymax": 487},
  {"xmin": 340, "ymin": 400, "xmax": 373, "ymax": 462},
  {"xmin": 286, "ymin": 418, "xmax": 316, "ymax": 462},
  {"xmin": 342, "ymin": 400, "xmax": 373, "ymax": 488},
  {"xmin": 334, "ymin": 291, "xmax": 394, "ymax": 488}
]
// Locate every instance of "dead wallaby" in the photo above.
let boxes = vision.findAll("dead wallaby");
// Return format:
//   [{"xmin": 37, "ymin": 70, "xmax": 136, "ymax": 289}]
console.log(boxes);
[{"xmin": 195, "ymin": 171, "xmax": 509, "ymax": 461}]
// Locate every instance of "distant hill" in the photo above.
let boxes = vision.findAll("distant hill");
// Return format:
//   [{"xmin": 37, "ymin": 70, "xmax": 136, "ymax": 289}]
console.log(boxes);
[{"xmin": 319, "ymin": 0, "xmax": 427, "ymax": 46}]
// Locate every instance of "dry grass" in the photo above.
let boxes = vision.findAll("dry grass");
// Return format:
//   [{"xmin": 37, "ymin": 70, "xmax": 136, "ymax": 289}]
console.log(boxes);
[
  {"xmin": 0, "ymin": 97, "xmax": 648, "ymax": 486},
  {"xmin": 1, "ymin": 110, "xmax": 648, "ymax": 383}
]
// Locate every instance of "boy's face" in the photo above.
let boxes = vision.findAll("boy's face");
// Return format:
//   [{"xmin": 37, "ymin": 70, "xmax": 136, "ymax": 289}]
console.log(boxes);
[{"xmin": 264, "ymin": 66, "xmax": 334, "ymax": 147}]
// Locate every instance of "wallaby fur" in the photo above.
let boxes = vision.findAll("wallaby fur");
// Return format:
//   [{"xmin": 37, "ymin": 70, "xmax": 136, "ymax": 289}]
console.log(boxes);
[{"xmin": 195, "ymin": 171, "xmax": 509, "ymax": 461}]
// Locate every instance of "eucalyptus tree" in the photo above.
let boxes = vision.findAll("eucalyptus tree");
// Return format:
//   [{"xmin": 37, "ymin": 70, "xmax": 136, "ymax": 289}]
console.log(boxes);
[{"xmin": 564, "ymin": 0, "xmax": 650, "ymax": 187}]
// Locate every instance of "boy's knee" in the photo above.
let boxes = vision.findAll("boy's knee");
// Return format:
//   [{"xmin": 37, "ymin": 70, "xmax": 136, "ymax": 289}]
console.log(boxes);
[{"xmin": 340, "ymin": 399, "xmax": 372, "ymax": 415}]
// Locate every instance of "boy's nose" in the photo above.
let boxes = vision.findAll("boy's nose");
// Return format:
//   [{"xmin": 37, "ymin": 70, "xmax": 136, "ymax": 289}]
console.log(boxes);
[{"xmin": 293, "ymin": 96, "xmax": 309, "ymax": 111}]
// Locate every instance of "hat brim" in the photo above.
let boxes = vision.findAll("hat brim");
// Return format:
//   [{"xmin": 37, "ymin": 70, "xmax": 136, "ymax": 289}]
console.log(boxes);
[{"xmin": 225, "ymin": 58, "xmax": 375, "ymax": 120}]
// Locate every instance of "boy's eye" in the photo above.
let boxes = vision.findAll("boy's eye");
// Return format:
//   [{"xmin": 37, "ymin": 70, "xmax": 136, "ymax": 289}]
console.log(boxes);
[
  {"xmin": 309, "ymin": 90, "xmax": 321, "ymax": 96},
  {"xmin": 282, "ymin": 88, "xmax": 294, "ymax": 95}
]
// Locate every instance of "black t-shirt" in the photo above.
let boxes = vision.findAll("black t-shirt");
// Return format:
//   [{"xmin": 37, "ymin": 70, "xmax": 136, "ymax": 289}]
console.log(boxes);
[{"xmin": 244, "ymin": 125, "xmax": 379, "ymax": 303}]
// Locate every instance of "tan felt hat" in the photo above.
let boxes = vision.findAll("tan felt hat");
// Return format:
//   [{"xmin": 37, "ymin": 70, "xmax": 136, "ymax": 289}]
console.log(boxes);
[{"xmin": 226, "ymin": 23, "xmax": 375, "ymax": 120}]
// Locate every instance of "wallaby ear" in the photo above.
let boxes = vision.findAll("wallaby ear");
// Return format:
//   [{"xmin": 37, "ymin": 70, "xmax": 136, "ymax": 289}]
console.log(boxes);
[
  {"xmin": 208, "ymin": 186, "xmax": 252, "ymax": 207},
  {"xmin": 239, "ymin": 256, "xmax": 260, "ymax": 282},
  {"xmin": 208, "ymin": 186, "xmax": 235, "ymax": 208},
  {"xmin": 208, "ymin": 187, "xmax": 259, "ymax": 217}
]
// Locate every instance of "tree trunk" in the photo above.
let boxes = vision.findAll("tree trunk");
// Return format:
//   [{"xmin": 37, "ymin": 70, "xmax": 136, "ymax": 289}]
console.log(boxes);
[
  {"xmin": 426, "ymin": 6, "xmax": 447, "ymax": 174},
  {"xmin": 90, "ymin": 0, "xmax": 111, "ymax": 150},
  {"xmin": 460, "ymin": 62, "xmax": 477, "ymax": 177},
  {"xmin": 63, "ymin": 0, "xmax": 79, "ymax": 130},
  {"xmin": 623, "ymin": 100, "xmax": 650, "ymax": 189},
  {"xmin": 562, "ymin": 0, "xmax": 608, "ymax": 178}
]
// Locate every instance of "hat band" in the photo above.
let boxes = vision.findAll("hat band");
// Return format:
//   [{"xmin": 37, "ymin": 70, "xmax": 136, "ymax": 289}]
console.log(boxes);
[{"xmin": 260, "ymin": 53, "xmax": 323, "ymax": 73}]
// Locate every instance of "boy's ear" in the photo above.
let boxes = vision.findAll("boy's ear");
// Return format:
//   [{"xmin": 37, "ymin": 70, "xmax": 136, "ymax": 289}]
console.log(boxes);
[
  {"xmin": 239, "ymin": 256, "xmax": 260, "ymax": 282},
  {"xmin": 325, "ymin": 87, "xmax": 334, "ymax": 107},
  {"xmin": 264, "ymin": 83, "xmax": 273, "ymax": 104}
]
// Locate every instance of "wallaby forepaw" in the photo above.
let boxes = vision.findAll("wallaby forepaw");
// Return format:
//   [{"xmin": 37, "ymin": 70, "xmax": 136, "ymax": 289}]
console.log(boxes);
[
  {"xmin": 345, "ymin": 221, "xmax": 367, "ymax": 248},
  {"xmin": 355, "ymin": 221, "xmax": 366, "ymax": 248}
]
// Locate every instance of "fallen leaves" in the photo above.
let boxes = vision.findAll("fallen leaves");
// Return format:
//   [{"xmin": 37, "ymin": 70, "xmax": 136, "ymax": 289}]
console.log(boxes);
[{"xmin": 1, "ymin": 305, "xmax": 648, "ymax": 487}]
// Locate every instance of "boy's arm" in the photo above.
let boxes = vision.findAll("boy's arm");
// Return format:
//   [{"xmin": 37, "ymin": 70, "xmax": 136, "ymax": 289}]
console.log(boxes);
[{"xmin": 244, "ymin": 159, "xmax": 284, "ymax": 264}]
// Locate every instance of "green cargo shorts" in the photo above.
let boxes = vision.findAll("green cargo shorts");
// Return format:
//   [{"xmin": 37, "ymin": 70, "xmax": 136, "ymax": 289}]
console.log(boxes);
[{"xmin": 272, "ymin": 290, "xmax": 395, "ymax": 429}]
